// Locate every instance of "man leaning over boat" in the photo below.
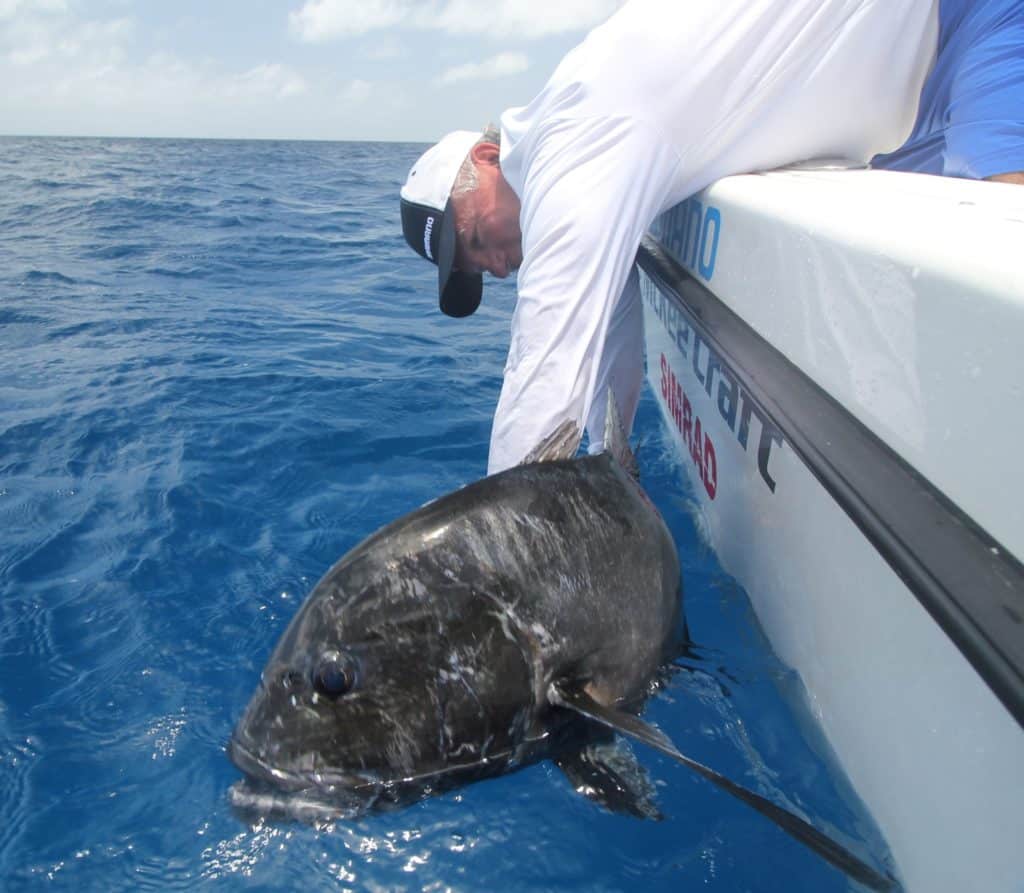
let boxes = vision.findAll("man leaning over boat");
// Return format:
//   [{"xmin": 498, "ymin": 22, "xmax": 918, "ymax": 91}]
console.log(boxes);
[{"xmin": 399, "ymin": 0, "xmax": 1023, "ymax": 476}]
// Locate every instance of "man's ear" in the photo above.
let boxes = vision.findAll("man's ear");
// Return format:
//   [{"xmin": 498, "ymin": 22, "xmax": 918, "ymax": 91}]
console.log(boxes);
[{"xmin": 469, "ymin": 141, "xmax": 501, "ymax": 167}]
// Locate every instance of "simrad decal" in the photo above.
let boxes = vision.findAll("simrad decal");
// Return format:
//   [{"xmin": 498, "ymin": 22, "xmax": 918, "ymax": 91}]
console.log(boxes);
[
  {"xmin": 660, "ymin": 353, "xmax": 718, "ymax": 499},
  {"xmin": 646, "ymin": 284, "xmax": 783, "ymax": 495}
]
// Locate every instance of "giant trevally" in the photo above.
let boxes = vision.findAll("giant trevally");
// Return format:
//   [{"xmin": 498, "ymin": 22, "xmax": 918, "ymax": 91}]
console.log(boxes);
[
  {"xmin": 228, "ymin": 398, "xmax": 896, "ymax": 892},
  {"xmin": 229, "ymin": 398, "xmax": 679, "ymax": 816}
]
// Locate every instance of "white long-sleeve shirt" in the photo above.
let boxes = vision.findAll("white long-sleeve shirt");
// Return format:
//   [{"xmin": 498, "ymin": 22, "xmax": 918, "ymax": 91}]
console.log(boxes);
[{"xmin": 488, "ymin": 0, "xmax": 938, "ymax": 475}]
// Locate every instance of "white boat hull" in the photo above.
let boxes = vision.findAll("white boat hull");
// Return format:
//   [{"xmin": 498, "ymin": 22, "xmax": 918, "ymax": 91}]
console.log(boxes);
[{"xmin": 641, "ymin": 168, "xmax": 1024, "ymax": 893}]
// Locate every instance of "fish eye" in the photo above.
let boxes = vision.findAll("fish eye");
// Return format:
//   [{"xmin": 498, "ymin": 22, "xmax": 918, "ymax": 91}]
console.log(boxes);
[{"xmin": 313, "ymin": 651, "xmax": 358, "ymax": 699}]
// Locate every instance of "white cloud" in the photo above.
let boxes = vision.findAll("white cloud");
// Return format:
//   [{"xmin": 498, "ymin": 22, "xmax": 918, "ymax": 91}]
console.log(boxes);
[
  {"xmin": 288, "ymin": 0, "xmax": 407, "ymax": 42},
  {"xmin": 39, "ymin": 52, "xmax": 312, "ymax": 109},
  {"xmin": 435, "ymin": 0, "xmax": 623, "ymax": 39},
  {"xmin": 437, "ymin": 51, "xmax": 529, "ymax": 86},
  {"xmin": 2, "ymin": 5, "xmax": 132, "ymax": 67},
  {"xmin": 0, "ymin": 6, "xmax": 343, "ymax": 138},
  {"xmin": 0, "ymin": 0, "xmax": 67, "ymax": 21},
  {"xmin": 288, "ymin": 0, "xmax": 624, "ymax": 42},
  {"xmin": 232, "ymin": 63, "xmax": 308, "ymax": 99}
]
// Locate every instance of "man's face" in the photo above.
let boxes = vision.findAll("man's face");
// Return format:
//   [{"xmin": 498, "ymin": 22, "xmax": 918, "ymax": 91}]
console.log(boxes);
[{"xmin": 452, "ymin": 149, "xmax": 523, "ymax": 280}]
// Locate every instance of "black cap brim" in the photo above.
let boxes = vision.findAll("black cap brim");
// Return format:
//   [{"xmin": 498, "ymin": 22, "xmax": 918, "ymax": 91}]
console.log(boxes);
[{"xmin": 436, "ymin": 198, "xmax": 483, "ymax": 318}]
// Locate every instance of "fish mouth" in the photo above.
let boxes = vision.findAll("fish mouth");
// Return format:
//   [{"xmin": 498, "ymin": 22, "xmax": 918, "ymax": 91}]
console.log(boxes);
[{"xmin": 227, "ymin": 735, "xmax": 380, "ymax": 797}]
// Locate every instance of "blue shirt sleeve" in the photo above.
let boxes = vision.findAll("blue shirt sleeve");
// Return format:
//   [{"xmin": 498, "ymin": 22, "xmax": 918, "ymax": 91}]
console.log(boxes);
[{"xmin": 872, "ymin": 0, "xmax": 1024, "ymax": 180}]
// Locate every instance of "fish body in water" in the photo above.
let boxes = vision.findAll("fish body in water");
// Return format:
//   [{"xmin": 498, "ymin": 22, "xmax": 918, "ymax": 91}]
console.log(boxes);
[{"xmin": 229, "ymin": 414, "xmax": 681, "ymax": 819}]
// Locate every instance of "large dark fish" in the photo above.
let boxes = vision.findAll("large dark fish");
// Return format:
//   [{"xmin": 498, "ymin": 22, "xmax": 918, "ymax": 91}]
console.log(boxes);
[
  {"xmin": 229, "ymin": 402, "xmax": 679, "ymax": 818},
  {"xmin": 228, "ymin": 399, "xmax": 896, "ymax": 892}
]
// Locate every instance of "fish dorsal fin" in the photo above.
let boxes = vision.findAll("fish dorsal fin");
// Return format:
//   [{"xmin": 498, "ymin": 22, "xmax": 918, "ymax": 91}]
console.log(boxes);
[
  {"xmin": 602, "ymin": 390, "xmax": 638, "ymax": 480},
  {"xmin": 548, "ymin": 681, "xmax": 897, "ymax": 892},
  {"xmin": 520, "ymin": 419, "xmax": 583, "ymax": 465}
]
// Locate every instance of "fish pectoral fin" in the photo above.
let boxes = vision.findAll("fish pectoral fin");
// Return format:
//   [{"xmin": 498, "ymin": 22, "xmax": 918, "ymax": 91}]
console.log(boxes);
[
  {"xmin": 548, "ymin": 681, "xmax": 679, "ymax": 759},
  {"xmin": 548, "ymin": 681, "xmax": 898, "ymax": 893},
  {"xmin": 554, "ymin": 737, "xmax": 662, "ymax": 821}
]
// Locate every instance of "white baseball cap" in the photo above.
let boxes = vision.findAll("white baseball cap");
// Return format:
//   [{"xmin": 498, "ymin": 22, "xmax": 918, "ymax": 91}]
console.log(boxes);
[{"xmin": 400, "ymin": 130, "xmax": 483, "ymax": 318}]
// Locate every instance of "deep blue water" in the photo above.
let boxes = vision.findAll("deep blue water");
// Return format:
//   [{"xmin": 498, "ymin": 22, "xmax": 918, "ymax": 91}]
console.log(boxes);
[{"xmin": 0, "ymin": 136, "xmax": 890, "ymax": 891}]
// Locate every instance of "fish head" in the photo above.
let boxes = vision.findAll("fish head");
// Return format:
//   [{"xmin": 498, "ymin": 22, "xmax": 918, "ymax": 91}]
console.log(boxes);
[{"xmin": 229, "ymin": 564, "xmax": 537, "ymax": 818}]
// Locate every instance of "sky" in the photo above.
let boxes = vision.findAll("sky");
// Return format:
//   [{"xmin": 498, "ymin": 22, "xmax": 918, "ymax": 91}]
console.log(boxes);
[{"xmin": 0, "ymin": 0, "xmax": 626, "ymax": 142}]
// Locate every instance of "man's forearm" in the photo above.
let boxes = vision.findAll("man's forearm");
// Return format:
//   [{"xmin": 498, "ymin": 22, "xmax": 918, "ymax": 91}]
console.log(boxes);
[{"xmin": 988, "ymin": 171, "xmax": 1024, "ymax": 186}]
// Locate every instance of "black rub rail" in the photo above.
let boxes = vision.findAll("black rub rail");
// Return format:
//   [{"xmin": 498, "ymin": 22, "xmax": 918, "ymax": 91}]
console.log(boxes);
[{"xmin": 638, "ymin": 234, "xmax": 1024, "ymax": 730}]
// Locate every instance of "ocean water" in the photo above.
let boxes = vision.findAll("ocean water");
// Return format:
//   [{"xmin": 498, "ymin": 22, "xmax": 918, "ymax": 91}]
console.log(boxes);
[{"xmin": 0, "ymin": 136, "xmax": 891, "ymax": 891}]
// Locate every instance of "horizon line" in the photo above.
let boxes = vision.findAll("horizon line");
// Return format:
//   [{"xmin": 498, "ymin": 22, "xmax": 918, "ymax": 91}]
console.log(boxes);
[{"xmin": 0, "ymin": 131, "xmax": 431, "ymax": 145}]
